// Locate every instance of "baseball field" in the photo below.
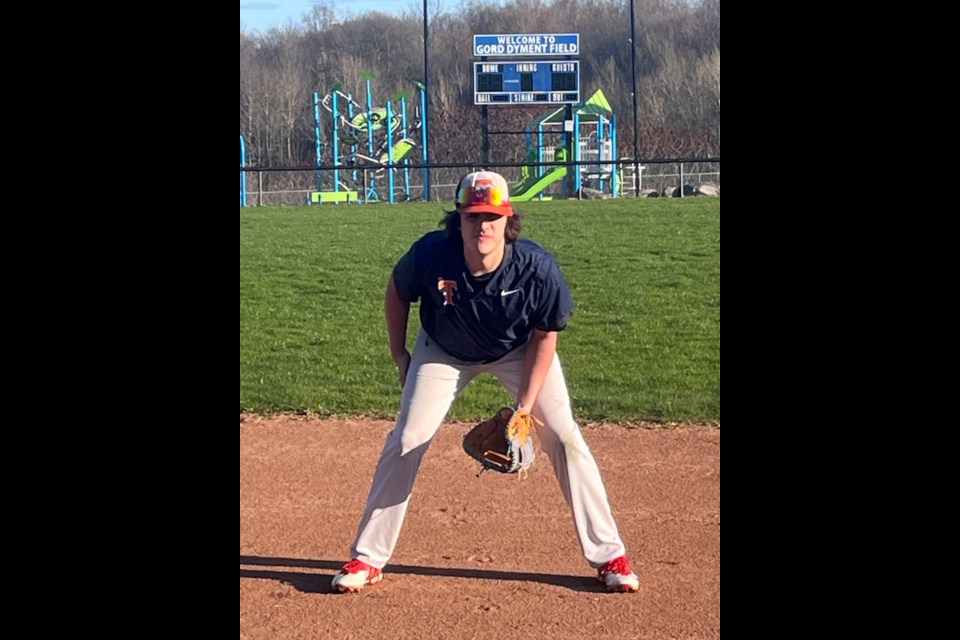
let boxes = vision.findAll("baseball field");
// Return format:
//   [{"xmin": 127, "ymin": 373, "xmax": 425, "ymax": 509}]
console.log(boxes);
[{"xmin": 240, "ymin": 198, "xmax": 720, "ymax": 638}]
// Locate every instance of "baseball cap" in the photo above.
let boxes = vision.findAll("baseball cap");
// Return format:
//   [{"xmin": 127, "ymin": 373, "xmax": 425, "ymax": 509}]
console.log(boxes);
[{"xmin": 455, "ymin": 171, "xmax": 514, "ymax": 216}]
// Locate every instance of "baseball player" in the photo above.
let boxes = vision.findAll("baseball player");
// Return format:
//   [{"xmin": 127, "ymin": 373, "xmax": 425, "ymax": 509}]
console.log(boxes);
[{"xmin": 332, "ymin": 170, "xmax": 639, "ymax": 593}]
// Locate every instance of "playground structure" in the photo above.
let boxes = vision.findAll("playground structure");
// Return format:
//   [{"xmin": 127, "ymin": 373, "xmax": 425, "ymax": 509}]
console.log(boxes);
[
  {"xmin": 310, "ymin": 77, "xmax": 428, "ymax": 205},
  {"xmin": 512, "ymin": 89, "xmax": 619, "ymax": 201},
  {"xmin": 305, "ymin": 83, "xmax": 616, "ymax": 206}
]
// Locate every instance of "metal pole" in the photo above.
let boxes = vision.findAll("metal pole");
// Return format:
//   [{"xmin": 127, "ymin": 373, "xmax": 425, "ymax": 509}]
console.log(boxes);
[
  {"xmin": 482, "ymin": 105, "xmax": 490, "ymax": 167},
  {"xmin": 332, "ymin": 92, "xmax": 339, "ymax": 193},
  {"xmin": 401, "ymin": 97, "xmax": 411, "ymax": 199},
  {"xmin": 420, "ymin": 84, "xmax": 429, "ymax": 201},
  {"xmin": 611, "ymin": 116, "xmax": 618, "ymax": 198},
  {"xmin": 314, "ymin": 91, "xmax": 322, "ymax": 195},
  {"xmin": 365, "ymin": 77, "xmax": 376, "ymax": 200},
  {"xmin": 348, "ymin": 94, "xmax": 357, "ymax": 186},
  {"xmin": 573, "ymin": 110, "xmax": 581, "ymax": 197},
  {"xmin": 629, "ymin": 0, "xmax": 640, "ymax": 197},
  {"xmin": 387, "ymin": 100, "xmax": 395, "ymax": 203},
  {"xmin": 422, "ymin": 1, "xmax": 431, "ymax": 201},
  {"xmin": 240, "ymin": 135, "xmax": 247, "ymax": 207}
]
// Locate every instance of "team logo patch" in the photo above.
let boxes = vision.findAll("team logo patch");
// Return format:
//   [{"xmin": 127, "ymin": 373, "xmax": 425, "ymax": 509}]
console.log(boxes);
[{"xmin": 437, "ymin": 279, "xmax": 457, "ymax": 306}]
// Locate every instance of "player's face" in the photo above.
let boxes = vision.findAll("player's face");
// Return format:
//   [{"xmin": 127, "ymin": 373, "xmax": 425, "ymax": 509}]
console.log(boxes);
[{"xmin": 460, "ymin": 212, "xmax": 507, "ymax": 257}]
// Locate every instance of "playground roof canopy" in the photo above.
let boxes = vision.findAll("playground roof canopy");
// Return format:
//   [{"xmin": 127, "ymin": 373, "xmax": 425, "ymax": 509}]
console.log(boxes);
[{"xmin": 530, "ymin": 89, "xmax": 613, "ymax": 127}]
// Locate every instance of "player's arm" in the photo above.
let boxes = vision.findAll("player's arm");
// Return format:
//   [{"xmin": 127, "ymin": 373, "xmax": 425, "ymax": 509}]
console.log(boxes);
[
  {"xmin": 385, "ymin": 274, "xmax": 412, "ymax": 386},
  {"xmin": 517, "ymin": 328, "xmax": 557, "ymax": 412}
]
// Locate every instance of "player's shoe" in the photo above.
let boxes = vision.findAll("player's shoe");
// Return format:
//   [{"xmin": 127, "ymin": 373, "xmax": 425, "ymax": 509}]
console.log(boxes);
[
  {"xmin": 597, "ymin": 555, "xmax": 640, "ymax": 592},
  {"xmin": 331, "ymin": 559, "xmax": 383, "ymax": 593}
]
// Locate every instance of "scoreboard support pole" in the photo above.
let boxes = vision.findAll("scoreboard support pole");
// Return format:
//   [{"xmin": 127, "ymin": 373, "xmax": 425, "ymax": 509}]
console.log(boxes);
[{"xmin": 482, "ymin": 104, "xmax": 490, "ymax": 167}]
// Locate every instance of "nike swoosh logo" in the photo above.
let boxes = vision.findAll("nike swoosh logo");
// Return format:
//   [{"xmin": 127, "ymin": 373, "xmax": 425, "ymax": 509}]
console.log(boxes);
[{"xmin": 500, "ymin": 289, "xmax": 521, "ymax": 297}]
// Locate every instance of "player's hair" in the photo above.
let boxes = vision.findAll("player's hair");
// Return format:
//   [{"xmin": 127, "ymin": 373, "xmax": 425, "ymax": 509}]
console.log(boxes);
[{"xmin": 441, "ymin": 210, "xmax": 522, "ymax": 243}]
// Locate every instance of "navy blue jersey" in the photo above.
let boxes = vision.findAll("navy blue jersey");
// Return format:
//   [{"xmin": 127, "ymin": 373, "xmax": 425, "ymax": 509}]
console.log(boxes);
[{"xmin": 393, "ymin": 230, "xmax": 574, "ymax": 363}]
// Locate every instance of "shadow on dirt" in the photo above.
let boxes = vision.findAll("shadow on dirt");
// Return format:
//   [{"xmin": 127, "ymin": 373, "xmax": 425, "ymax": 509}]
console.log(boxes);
[{"xmin": 240, "ymin": 554, "xmax": 605, "ymax": 593}]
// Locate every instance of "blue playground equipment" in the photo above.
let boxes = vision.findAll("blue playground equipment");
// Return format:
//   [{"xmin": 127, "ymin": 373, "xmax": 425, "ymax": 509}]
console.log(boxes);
[
  {"xmin": 311, "ymin": 75, "xmax": 428, "ymax": 205},
  {"xmin": 240, "ymin": 135, "xmax": 247, "ymax": 207},
  {"xmin": 515, "ymin": 89, "xmax": 618, "ymax": 201}
]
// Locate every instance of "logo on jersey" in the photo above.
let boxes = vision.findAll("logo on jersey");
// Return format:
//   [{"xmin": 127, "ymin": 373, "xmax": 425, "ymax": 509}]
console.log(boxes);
[{"xmin": 437, "ymin": 279, "xmax": 457, "ymax": 306}]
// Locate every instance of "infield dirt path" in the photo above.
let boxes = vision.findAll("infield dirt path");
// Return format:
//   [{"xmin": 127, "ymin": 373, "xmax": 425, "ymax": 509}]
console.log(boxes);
[{"xmin": 240, "ymin": 415, "xmax": 720, "ymax": 639}]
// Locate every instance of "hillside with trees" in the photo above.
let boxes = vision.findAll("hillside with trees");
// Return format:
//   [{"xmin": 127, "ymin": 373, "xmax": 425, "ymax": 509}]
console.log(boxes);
[{"xmin": 240, "ymin": 0, "xmax": 719, "ymax": 185}]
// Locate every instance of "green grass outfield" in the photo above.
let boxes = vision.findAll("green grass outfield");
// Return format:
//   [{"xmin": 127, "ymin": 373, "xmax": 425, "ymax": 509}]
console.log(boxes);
[{"xmin": 240, "ymin": 198, "xmax": 719, "ymax": 424}]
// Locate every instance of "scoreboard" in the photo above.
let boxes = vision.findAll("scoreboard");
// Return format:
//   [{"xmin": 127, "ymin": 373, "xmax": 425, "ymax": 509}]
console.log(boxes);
[{"xmin": 473, "ymin": 60, "xmax": 580, "ymax": 105}]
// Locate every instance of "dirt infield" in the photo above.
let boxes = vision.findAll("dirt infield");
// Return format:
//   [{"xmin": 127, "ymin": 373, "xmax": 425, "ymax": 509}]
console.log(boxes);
[{"xmin": 240, "ymin": 414, "xmax": 720, "ymax": 639}]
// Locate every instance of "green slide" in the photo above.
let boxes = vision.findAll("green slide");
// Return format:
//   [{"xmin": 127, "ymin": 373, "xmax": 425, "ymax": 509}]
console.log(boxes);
[{"xmin": 511, "ymin": 165, "xmax": 567, "ymax": 201}]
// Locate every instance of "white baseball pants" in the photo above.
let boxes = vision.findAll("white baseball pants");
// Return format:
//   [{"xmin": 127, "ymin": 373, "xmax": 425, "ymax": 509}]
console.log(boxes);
[{"xmin": 350, "ymin": 329, "xmax": 628, "ymax": 569}]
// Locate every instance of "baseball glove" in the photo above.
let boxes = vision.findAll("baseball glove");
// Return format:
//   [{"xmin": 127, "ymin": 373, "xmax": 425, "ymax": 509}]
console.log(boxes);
[{"xmin": 462, "ymin": 406, "xmax": 538, "ymax": 476}]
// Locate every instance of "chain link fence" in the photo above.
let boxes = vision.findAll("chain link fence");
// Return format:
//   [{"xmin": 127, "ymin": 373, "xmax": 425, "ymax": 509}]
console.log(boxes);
[{"xmin": 240, "ymin": 160, "xmax": 719, "ymax": 206}]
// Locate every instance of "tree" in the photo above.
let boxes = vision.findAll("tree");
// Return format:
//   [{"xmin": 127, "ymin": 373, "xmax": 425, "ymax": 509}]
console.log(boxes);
[{"xmin": 239, "ymin": 0, "xmax": 721, "ymax": 170}]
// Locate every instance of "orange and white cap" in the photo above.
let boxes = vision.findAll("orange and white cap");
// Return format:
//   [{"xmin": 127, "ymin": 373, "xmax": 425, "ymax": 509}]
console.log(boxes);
[{"xmin": 455, "ymin": 171, "xmax": 514, "ymax": 216}]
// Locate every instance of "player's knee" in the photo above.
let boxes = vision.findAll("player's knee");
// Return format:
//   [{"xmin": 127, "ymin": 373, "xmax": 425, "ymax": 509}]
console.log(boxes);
[{"xmin": 558, "ymin": 428, "xmax": 590, "ymax": 454}]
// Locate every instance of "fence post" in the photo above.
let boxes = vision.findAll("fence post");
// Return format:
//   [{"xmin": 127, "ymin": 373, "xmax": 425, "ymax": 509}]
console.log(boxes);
[{"xmin": 634, "ymin": 160, "xmax": 640, "ymax": 198}]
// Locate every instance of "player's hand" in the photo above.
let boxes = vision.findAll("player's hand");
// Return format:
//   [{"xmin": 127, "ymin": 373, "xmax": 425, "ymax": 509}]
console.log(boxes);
[{"xmin": 393, "ymin": 349, "xmax": 411, "ymax": 387}]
